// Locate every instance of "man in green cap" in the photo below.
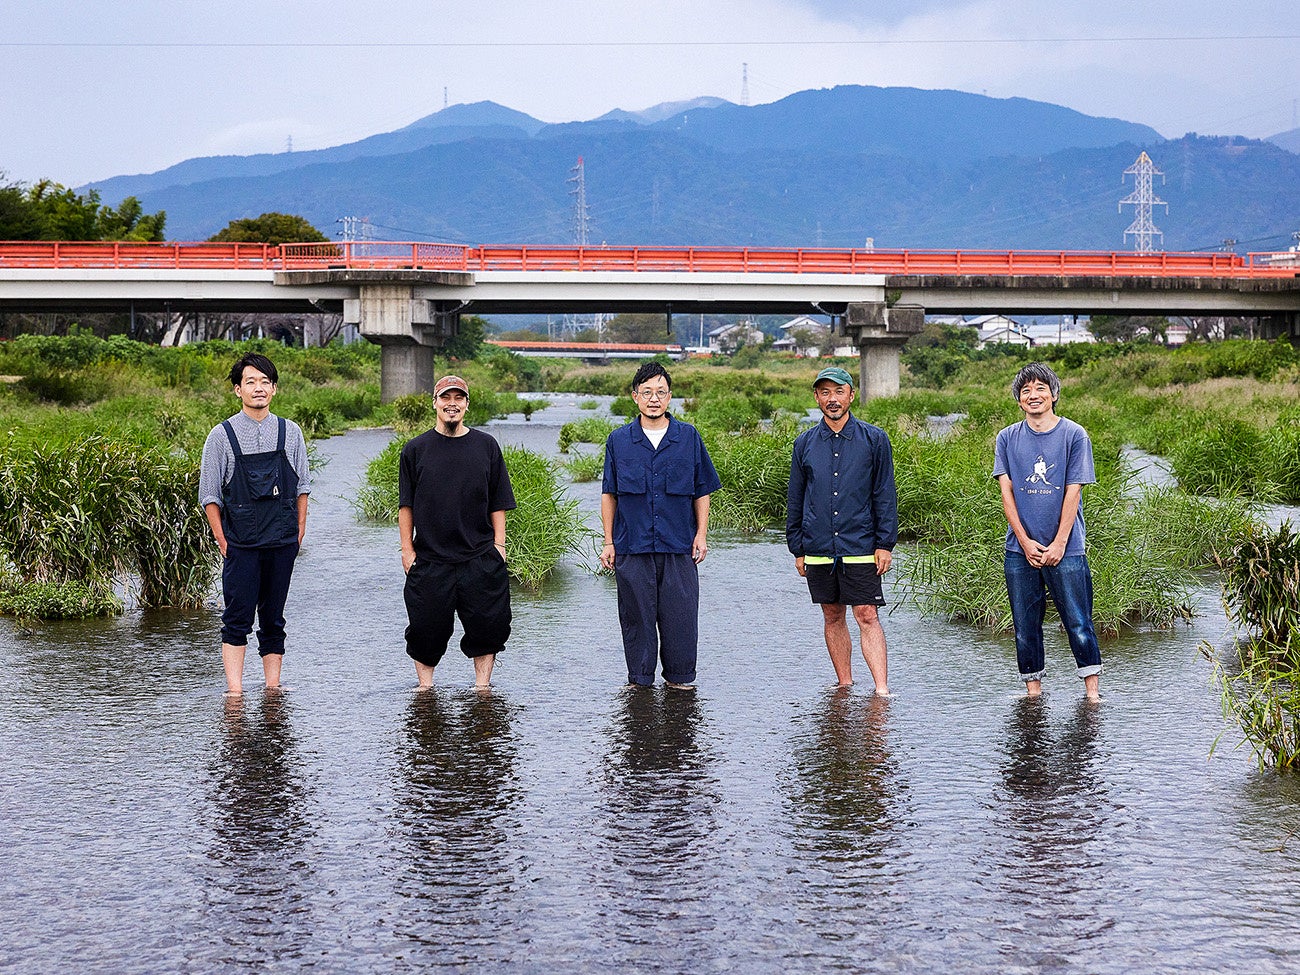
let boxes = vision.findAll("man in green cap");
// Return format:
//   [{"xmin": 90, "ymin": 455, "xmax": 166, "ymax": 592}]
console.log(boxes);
[{"xmin": 786, "ymin": 366, "xmax": 898, "ymax": 691}]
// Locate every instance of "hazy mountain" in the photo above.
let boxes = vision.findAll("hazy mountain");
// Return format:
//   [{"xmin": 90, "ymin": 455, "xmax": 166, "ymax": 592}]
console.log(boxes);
[
  {"xmin": 86, "ymin": 101, "xmax": 542, "ymax": 199},
  {"xmin": 1267, "ymin": 127, "xmax": 1300, "ymax": 154},
  {"xmin": 597, "ymin": 97, "xmax": 731, "ymax": 125},
  {"xmin": 646, "ymin": 85, "xmax": 1161, "ymax": 162},
  {"xmin": 86, "ymin": 85, "xmax": 1299, "ymax": 253}
]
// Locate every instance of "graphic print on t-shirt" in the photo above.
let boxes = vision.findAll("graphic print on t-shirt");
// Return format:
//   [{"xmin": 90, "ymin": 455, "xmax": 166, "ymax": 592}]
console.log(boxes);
[{"xmin": 1026, "ymin": 455, "xmax": 1056, "ymax": 489}]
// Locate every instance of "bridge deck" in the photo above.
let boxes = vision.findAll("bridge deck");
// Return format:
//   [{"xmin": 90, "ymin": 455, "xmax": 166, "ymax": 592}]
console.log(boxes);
[{"xmin": 1, "ymin": 241, "xmax": 1296, "ymax": 279}]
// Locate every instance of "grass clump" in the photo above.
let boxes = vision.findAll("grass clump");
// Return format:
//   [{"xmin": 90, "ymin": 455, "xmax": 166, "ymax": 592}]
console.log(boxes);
[
  {"xmin": 559, "ymin": 417, "xmax": 619, "ymax": 453},
  {"xmin": 563, "ymin": 448, "xmax": 605, "ymax": 483},
  {"xmin": 1204, "ymin": 522, "xmax": 1300, "ymax": 770},
  {"xmin": 0, "ymin": 435, "xmax": 217, "ymax": 617}
]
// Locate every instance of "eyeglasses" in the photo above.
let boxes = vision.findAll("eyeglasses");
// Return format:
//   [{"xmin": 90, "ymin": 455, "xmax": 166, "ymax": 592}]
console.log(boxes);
[{"xmin": 636, "ymin": 389, "xmax": 669, "ymax": 401}]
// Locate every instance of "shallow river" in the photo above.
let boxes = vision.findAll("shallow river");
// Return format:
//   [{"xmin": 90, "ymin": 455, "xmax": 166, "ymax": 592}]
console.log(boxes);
[{"xmin": 2, "ymin": 405, "xmax": 1298, "ymax": 974}]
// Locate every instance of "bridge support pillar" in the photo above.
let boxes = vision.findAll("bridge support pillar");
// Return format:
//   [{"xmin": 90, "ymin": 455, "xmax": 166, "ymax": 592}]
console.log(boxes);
[
  {"xmin": 343, "ymin": 283, "xmax": 456, "ymax": 402},
  {"xmin": 845, "ymin": 302, "xmax": 925, "ymax": 400},
  {"xmin": 1260, "ymin": 311, "xmax": 1300, "ymax": 347}
]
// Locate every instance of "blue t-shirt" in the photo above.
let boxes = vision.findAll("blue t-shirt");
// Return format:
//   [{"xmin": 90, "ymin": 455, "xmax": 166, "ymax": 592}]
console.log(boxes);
[{"xmin": 992, "ymin": 416, "xmax": 1095, "ymax": 556}]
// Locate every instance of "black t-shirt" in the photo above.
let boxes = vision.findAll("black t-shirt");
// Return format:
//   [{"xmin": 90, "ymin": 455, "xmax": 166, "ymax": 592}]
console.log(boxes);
[{"xmin": 399, "ymin": 428, "xmax": 517, "ymax": 562}]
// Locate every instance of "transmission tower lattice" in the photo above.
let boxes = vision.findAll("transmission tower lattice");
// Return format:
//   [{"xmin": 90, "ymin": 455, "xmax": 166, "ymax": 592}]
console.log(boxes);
[
  {"xmin": 740, "ymin": 63, "xmax": 749, "ymax": 106},
  {"xmin": 568, "ymin": 157, "xmax": 590, "ymax": 246},
  {"xmin": 1118, "ymin": 151, "xmax": 1167, "ymax": 253}
]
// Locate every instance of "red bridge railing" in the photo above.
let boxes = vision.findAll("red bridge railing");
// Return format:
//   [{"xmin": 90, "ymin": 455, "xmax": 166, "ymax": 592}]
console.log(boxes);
[{"xmin": 0, "ymin": 240, "xmax": 1296, "ymax": 278}]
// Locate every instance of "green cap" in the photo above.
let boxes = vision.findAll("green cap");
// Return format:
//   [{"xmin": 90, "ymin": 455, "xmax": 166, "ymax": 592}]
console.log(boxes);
[{"xmin": 813, "ymin": 366, "xmax": 854, "ymax": 388}]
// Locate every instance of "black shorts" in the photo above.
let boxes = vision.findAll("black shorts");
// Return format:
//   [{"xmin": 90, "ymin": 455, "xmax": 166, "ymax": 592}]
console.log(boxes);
[
  {"xmin": 403, "ymin": 551, "xmax": 511, "ymax": 667},
  {"xmin": 805, "ymin": 559, "xmax": 885, "ymax": 607}
]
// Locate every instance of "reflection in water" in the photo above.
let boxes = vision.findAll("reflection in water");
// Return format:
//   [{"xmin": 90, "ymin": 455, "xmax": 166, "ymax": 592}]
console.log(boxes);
[
  {"xmin": 593, "ymin": 687, "xmax": 721, "ymax": 948},
  {"xmin": 789, "ymin": 689, "xmax": 898, "ymax": 861},
  {"xmin": 990, "ymin": 697, "xmax": 1113, "ymax": 956},
  {"xmin": 204, "ymin": 693, "xmax": 315, "ymax": 953},
  {"xmin": 393, "ymin": 689, "xmax": 522, "ymax": 955}
]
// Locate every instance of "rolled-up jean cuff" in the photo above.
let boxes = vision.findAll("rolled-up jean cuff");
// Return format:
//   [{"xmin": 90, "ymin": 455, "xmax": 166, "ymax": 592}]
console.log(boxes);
[
  {"xmin": 1076, "ymin": 664, "xmax": 1103, "ymax": 680},
  {"xmin": 1019, "ymin": 668, "xmax": 1046, "ymax": 683}
]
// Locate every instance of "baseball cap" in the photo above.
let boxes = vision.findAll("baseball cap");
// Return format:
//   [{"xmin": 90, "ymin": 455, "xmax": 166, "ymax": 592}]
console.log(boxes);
[
  {"xmin": 813, "ymin": 366, "xmax": 854, "ymax": 388},
  {"xmin": 434, "ymin": 375, "xmax": 469, "ymax": 397}
]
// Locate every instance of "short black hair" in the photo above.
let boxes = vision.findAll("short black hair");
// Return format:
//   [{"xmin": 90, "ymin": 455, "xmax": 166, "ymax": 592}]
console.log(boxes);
[
  {"xmin": 229, "ymin": 353, "xmax": 279, "ymax": 387},
  {"xmin": 1011, "ymin": 362, "xmax": 1060, "ymax": 404},
  {"xmin": 631, "ymin": 361, "xmax": 671, "ymax": 391}
]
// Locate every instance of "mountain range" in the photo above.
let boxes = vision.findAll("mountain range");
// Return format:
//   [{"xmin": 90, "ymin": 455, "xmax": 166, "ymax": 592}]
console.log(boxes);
[{"xmin": 86, "ymin": 85, "xmax": 1300, "ymax": 253}]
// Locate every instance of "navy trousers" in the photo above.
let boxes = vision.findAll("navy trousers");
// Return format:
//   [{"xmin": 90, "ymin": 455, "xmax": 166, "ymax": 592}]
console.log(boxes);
[
  {"xmin": 221, "ymin": 542, "xmax": 299, "ymax": 655},
  {"xmin": 614, "ymin": 552, "xmax": 699, "ymax": 686}
]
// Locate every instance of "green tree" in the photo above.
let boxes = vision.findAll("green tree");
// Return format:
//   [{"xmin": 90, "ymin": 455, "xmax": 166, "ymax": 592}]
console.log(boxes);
[
  {"xmin": 444, "ymin": 314, "xmax": 487, "ymax": 360},
  {"xmin": 208, "ymin": 212, "xmax": 329, "ymax": 245},
  {"xmin": 604, "ymin": 313, "xmax": 671, "ymax": 344},
  {"xmin": 0, "ymin": 176, "xmax": 164, "ymax": 241},
  {"xmin": 1087, "ymin": 315, "xmax": 1169, "ymax": 344}
]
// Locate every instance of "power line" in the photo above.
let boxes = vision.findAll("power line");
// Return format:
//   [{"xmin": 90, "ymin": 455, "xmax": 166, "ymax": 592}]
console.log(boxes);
[{"xmin": 6, "ymin": 35, "xmax": 1298, "ymax": 50}]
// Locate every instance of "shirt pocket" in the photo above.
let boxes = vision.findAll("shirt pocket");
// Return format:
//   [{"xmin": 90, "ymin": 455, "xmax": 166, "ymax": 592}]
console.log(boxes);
[
  {"xmin": 664, "ymin": 460, "xmax": 695, "ymax": 496},
  {"xmin": 615, "ymin": 462, "xmax": 648, "ymax": 495}
]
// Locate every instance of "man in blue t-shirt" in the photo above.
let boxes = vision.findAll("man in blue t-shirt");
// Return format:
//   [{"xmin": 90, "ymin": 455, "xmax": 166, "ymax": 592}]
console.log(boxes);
[{"xmin": 992, "ymin": 362, "xmax": 1102, "ymax": 700}]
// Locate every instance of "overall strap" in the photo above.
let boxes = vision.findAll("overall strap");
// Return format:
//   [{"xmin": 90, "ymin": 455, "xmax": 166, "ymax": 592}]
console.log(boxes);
[
  {"xmin": 221, "ymin": 420, "xmax": 244, "ymax": 458},
  {"xmin": 276, "ymin": 416, "xmax": 286, "ymax": 452}
]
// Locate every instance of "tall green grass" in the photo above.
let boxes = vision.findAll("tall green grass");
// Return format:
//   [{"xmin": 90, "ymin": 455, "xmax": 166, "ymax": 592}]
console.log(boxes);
[
  {"xmin": 0, "ymin": 436, "xmax": 217, "ymax": 617},
  {"xmin": 1205, "ymin": 523, "xmax": 1300, "ymax": 769}
]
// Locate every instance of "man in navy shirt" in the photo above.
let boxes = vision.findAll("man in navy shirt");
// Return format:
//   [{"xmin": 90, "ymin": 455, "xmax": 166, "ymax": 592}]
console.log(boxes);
[
  {"xmin": 993, "ymin": 362, "xmax": 1102, "ymax": 700},
  {"xmin": 787, "ymin": 366, "xmax": 897, "ymax": 692},
  {"xmin": 600, "ymin": 362, "xmax": 721, "ymax": 689}
]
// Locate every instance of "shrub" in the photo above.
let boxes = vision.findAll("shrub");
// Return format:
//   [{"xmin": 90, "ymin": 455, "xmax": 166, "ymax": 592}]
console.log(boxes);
[{"xmin": 0, "ymin": 578, "xmax": 121, "ymax": 621}]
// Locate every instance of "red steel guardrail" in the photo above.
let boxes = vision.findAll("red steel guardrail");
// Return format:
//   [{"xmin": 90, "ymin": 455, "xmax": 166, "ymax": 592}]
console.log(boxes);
[{"xmin": 0, "ymin": 240, "xmax": 1296, "ymax": 278}]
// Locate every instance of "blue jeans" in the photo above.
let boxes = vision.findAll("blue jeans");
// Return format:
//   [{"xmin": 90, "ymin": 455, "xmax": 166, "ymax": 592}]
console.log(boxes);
[{"xmin": 1004, "ymin": 551, "xmax": 1103, "ymax": 682}]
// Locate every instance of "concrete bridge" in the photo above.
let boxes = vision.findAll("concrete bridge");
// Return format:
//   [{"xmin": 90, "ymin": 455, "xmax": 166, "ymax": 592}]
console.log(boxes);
[{"xmin": 1, "ymin": 240, "xmax": 1297, "ymax": 401}]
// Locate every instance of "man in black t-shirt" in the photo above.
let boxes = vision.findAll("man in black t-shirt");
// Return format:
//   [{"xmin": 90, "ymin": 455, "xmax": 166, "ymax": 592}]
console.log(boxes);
[{"xmin": 399, "ymin": 375, "xmax": 517, "ymax": 688}]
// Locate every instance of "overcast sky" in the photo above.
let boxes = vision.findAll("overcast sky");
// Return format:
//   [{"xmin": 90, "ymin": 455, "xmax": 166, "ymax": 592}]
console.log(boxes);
[{"xmin": 2, "ymin": 0, "xmax": 1297, "ymax": 187}]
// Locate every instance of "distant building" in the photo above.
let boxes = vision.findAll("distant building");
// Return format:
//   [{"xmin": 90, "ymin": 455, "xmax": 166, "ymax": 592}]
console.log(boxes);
[
  {"xmin": 708, "ymin": 319, "xmax": 765, "ymax": 354},
  {"xmin": 772, "ymin": 315, "xmax": 856, "ymax": 357},
  {"xmin": 968, "ymin": 314, "xmax": 1032, "ymax": 349},
  {"xmin": 1023, "ymin": 318, "xmax": 1095, "ymax": 346}
]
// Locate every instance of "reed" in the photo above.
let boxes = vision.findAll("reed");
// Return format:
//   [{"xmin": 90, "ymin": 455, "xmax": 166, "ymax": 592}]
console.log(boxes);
[
  {"xmin": 702, "ymin": 414, "xmax": 800, "ymax": 532},
  {"xmin": 1207, "ymin": 644, "xmax": 1300, "ymax": 770}
]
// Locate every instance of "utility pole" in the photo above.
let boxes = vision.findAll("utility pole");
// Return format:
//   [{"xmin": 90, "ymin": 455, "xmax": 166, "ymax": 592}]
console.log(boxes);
[
  {"xmin": 1119, "ymin": 151, "xmax": 1167, "ymax": 253},
  {"xmin": 568, "ymin": 157, "xmax": 590, "ymax": 247}
]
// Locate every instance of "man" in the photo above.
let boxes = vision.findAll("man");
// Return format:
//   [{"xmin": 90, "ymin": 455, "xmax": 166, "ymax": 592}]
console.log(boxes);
[
  {"xmin": 994, "ymin": 362, "xmax": 1102, "ymax": 700},
  {"xmin": 600, "ymin": 362, "xmax": 721, "ymax": 689},
  {"xmin": 400, "ymin": 375, "xmax": 516, "ymax": 689},
  {"xmin": 786, "ymin": 366, "xmax": 897, "ymax": 692},
  {"xmin": 200, "ymin": 353, "xmax": 311, "ymax": 696}
]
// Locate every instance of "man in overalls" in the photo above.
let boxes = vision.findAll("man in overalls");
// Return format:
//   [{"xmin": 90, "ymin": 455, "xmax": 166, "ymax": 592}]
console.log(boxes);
[{"xmin": 200, "ymin": 353, "xmax": 311, "ymax": 696}]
